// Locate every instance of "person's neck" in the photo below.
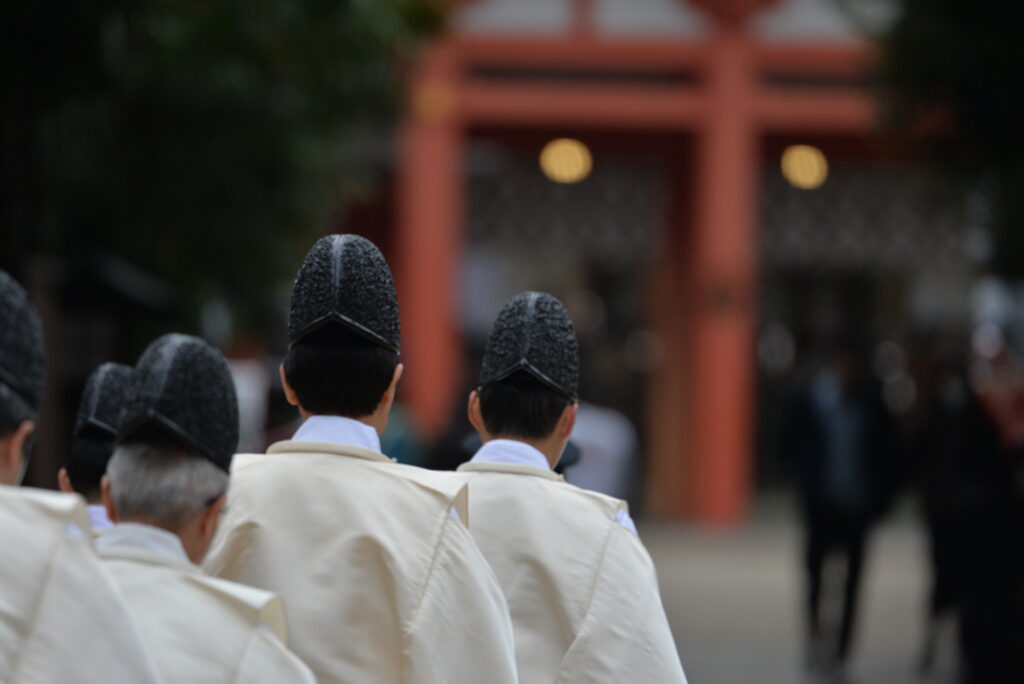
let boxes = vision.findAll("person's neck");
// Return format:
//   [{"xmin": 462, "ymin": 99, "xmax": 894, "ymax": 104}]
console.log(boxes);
[
  {"xmin": 298, "ymin": 408, "xmax": 387, "ymax": 435},
  {"xmin": 123, "ymin": 518, "xmax": 206, "ymax": 564},
  {"xmin": 481, "ymin": 434, "xmax": 563, "ymax": 469}
]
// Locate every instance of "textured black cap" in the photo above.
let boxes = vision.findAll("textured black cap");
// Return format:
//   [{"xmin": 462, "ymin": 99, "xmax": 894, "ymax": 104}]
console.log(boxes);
[
  {"xmin": 120, "ymin": 334, "xmax": 239, "ymax": 472},
  {"xmin": 0, "ymin": 270, "xmax": 45, "ymax": 420},
  {"xmin": 74, "ymin": 363, "xmax": 134, "ymax": 440},
  {"xmin": 288, "ymin": 235, "xmax": 400, "ymax": 352},
  {"xmin": 479, "ymin": 291, "xmax": 579, "ymax": 400},
  {"xmin": 67, "ymin": 363, "xmax": 134, "ymax": 494}
]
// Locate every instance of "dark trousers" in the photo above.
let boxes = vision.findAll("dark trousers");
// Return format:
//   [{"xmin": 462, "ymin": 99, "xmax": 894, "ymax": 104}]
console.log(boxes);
[
  {"xmin": 958, "ymin": 507, "xmax": 1024, "ymax": 684},
  {"xmin": 803, "ymin": 502, "xmax": 869, "ymax": 667},
  {"xmin": 924, "ymin": 514, "xmax": 962, "ymax": 618}
]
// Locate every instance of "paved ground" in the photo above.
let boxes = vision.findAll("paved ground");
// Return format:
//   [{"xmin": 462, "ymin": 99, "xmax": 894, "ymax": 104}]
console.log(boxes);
[{"xmin": 641, "ymin": 513, "xmax": 954, "ymax": 684}]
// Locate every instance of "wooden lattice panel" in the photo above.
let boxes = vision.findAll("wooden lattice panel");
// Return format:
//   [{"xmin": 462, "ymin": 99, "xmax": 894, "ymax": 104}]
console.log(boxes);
[{"xmin": 760, "ymin": 163, "xmax": 968, "ymax": 271}]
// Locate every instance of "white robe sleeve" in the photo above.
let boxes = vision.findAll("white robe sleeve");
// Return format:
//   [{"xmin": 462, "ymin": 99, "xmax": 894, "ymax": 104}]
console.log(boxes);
[
  {"xmin": 402, "ymin": 513, "xmax": 518, "ymax": 684},
  {"xmin": 11, "ymin": 536, "xmax": 162, "ymax": 684},
  {"xmin": 554, "ymin": 526, "xmax": 688, "ymax": 684},
  {"xmin": 234, "ymin": 624, "xmax": 317, "ymax": 684}
]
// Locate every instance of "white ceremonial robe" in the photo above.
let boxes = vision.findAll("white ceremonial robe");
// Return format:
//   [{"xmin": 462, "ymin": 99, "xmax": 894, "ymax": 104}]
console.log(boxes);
[
  {"xmin": 457, "ymin": 441, "xmax": 689, "ymax": 684},
  {"xmin": 98, "ymin": 523, "xmax": 314, "ymax": 684},
  {"xmin": 0, "ymin": 486, "xmax": 161, "ymax": 684},
  {"xmin": 204, "ymin": 431, "xmax": 519, "ymax": 684}
]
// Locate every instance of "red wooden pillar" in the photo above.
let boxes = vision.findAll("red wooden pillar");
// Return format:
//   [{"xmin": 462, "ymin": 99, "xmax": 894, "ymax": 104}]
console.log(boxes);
[
  {"xmin": 396, "ymin": 45, "xmax": 463, "ymax": 439},
  {"xmin": 688, "ymin": 18, "xmax": 759, "ymax": 523},
  {"xmin": 648, "ymin": 180, "xmax": 694, "ymax": 518}
]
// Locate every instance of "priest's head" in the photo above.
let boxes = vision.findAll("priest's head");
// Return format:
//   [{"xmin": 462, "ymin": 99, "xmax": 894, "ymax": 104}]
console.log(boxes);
[
  {"xmin": 280, "ymin": 234, "xmax": 403, "ymax": 434},
  {"xmin": 468, "ymin": 292, "xmax": 580, "ymax": 468},
  {"xmin": 103, "ymin": 334, "xmax": 239, "ymax": 563},
  {"xmin": 0, "ymin": 270, "xmax": 45, "ymax": 486},
  {"xmin": 59, "ymin": 362, "xmax": 134, "ymax": 503}
]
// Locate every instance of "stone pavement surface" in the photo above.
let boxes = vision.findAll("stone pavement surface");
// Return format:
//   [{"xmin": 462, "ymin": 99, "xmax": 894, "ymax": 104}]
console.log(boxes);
[{"xmin": 642, "ymin": 518, "xmax": 941, "ymax": 684}]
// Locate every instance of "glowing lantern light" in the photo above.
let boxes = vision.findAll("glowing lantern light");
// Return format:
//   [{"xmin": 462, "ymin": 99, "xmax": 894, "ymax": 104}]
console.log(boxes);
[
  {"xmin": 781, "ymin": 144, "xmax": 828, "ymax": 190},
  {"xmin": 540, "ymin": 138, "xmax": 592, "ymax": 184}
]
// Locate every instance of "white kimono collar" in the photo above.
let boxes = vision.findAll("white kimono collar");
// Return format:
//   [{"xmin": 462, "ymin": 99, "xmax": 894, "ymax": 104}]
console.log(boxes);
[
  {"xmin": 459, "ymin": 439, "xmax": 563, "ymax": 481},
  {"xmin": 88, "ymin": 504, "xmax": 113, "ymax": 531},
  {"xmin": 97, "ymin": 522, "xmax": 195, "ymax": 569},
  {"xmin": 291, "ymin": 415, "xmax": 381, "ymax": 452},
  {"xmin": 270, "ymin": 415, "xmax": 393, "ymax": 463},
  {"xmin": 267, "ymin": 440, "xmax": 394, "ymax": 464}
]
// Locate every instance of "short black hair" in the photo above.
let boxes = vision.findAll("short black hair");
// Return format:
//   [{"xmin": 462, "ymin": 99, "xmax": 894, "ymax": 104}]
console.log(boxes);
[
  {"xmin": 65, "ymin": 434, "xmax": 113, "ymax": 499},
  {"xmin": 478, "ymin": 371, "xmax": 572, "ymax": 441},
  {"xmin": 0, "ymin": 388, "xmax": 33, "ymax": 438},
  {"xmin": 283, "ymin": 326, "xmax": 399, "ymax": 417}
]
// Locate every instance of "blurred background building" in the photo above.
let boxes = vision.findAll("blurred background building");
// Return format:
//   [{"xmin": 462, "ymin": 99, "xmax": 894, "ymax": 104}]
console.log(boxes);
[
  {"xmin": 356, "ymin": 0, "xmax": 968, "ymax": 524},
  {"xmin": 1, "ymin": 0, "xmax": 1017, "ymax": 526}
]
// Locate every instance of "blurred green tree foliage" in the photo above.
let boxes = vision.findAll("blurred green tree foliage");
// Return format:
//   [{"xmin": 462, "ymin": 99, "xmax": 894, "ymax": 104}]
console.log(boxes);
[
  {"xmin": 2, "ymin": 0, "xmax": 440, "ymax": 331},
  {"xmin": 880, "ymin": 1, "xmax": 1024, "ymax": 274}
]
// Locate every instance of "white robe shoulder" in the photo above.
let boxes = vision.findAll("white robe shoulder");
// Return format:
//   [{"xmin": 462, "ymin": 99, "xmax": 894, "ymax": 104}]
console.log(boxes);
[
  {"xmin": 99, "ymin": 533, "xmax": 314, "ymax": 684},
  {"xmin": 205, "ymin": 442, "xmax": 516, "ymax": 684},
  {"xmin": 231, "ymin": 446, "xmax": 469, "ymax": 519},
  {"xmin": 456, "ymin": 461, "xmax": 688, "ymax": 684},
  {"xmin": 0, "ymin": 486, "xmax": 161, "ymax": 684}
]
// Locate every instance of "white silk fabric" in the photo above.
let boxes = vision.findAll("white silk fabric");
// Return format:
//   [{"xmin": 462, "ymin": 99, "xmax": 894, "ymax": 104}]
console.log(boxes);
[
  {"xmin": 0, "ymin": 486, "xmax": 161, "ymax": 684},
  {"xmin": 456, "ymin": 459, "xmax": 689, "ymax": 684},
  {"xmin": 99, "ymin": 526, "xmax": 315, "ymax": 684},
  {"xmin": 204, "ymin": 440, "xmax": 518, "ymax": 684}
]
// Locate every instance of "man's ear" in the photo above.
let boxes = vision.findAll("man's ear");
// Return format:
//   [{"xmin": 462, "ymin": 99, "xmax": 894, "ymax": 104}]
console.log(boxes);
[
  {"xmin": 279, "ymin": 363, "xmax": 300, "ymax": 407},
  {"xmin": 467, "ymin": 391, "xmax": 485, "ymax": 434},
  {"xmin": 556, "ymin": 402, "xmax": 578, "ymax": 440},
  {"xmin": 57, "ymin": 467, "xmax": 75, "ymax": 494},
  {"xmin": 101, "ymin": 475, "xmax": 119, "ymax": 524},
  {"xmin": 200, "ymin": 494, "xmax": 226, "ymax": 541},
  {"xmin": 380, "ymin": 363, "xmax": 404, "ymax": 412},
  {"xmin": 0, "ymin": 420, "xmax": 34, "ymax": 486}
]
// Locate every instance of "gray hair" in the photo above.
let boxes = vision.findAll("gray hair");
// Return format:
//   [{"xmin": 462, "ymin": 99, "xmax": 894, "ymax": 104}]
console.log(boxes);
[{"xmin": 107, "ymin": 442, "xmax": 228, "ymax": 532}]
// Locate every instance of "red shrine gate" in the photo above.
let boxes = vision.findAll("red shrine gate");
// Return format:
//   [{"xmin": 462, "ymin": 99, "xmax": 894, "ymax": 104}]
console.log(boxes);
[{"xmin": 394, "ymin": 0, "xmax": 875, "ymax": 524}]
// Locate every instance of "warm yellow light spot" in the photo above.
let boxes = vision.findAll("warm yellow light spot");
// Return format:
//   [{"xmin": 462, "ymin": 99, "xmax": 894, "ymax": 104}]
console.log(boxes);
[
  {"xmin": 412, "ymin": 83, "xmax": 454, "ymax": 124},
  {"xmin": 540, "ymin": 138, "xmax": 592, "ymax": 184},
  {"xmin": 781, "ymin": 144, "xmax": 828, "ymax": 190}
]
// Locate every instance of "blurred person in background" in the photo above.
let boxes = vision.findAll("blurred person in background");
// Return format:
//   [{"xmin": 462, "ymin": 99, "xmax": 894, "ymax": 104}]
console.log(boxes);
[
  {"xmin": 456, "ymin": 292, "xmax": 686, "ymax": 683},
  {"xmin": 379, "ymin": 399, "xmax": 426, "ymax": 466},
  {"xmin": 781, "ymin": 334, "xmax": 900, "ymax": 682},
  {"xmin": 98, "ymin": 333, "xmax": 314, "ymax": 683},
  {"xmin": 565, "ymin": 400, "xmax": 638, "ymax": 500},
  {"xmin": 226, "ymin": 348, "xmax": 273, "ymax": 454},
  {"xmin": 57, "ymin": 362, "xmax": 134, "ymax": 533},
  {"xmin": 951, "ymin": 330, "xmax": 1024, "ymax": 684},
  {"xmin": 909, "ymin": 340, "xmax": 979, "ymax": 679},
  {"xmin": 0, "ymin": 270, "xmax": 160, "ymax": 683}
]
